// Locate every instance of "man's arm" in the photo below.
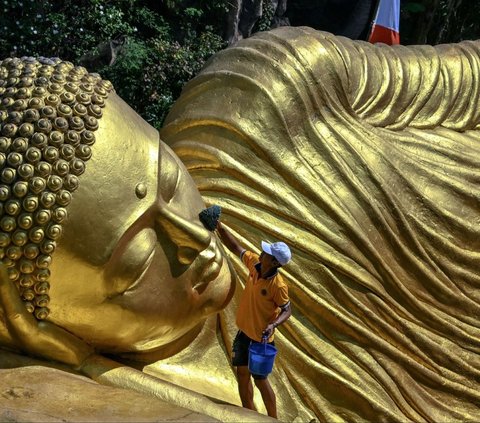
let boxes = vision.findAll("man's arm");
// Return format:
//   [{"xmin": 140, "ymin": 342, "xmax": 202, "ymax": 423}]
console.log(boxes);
[
  {"xmin": 216, "ymin": 221, "xmax": 245, "ymax": 256},
  {"xmin": 263, "ymin": 302, "xmax": 292, "ymax": 339}
]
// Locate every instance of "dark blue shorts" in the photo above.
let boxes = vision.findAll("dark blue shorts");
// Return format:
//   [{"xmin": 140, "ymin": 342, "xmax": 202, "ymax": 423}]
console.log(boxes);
[{"xmin": 232, "ymin": 330, "xmax": 275, "ymax": 380}]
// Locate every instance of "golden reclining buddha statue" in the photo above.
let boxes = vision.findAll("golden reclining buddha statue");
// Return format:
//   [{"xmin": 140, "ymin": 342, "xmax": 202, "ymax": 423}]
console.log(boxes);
[{"xmin": 1, "ymin": 26, "xmax": 480, "ymax": 422}]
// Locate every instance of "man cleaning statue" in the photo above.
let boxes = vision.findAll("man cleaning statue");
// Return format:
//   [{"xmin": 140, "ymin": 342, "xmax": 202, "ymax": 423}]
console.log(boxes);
[
  {"xmin": 161, "ymin": 26, "xmax": 480, "ymax": 422},
  {"xmin": 0, "ymin": 52, "xmax": 314, "ymax": 423},
  {"xmin": 216, "ymin": 220, "xmax": 292, "ymax": 418}
]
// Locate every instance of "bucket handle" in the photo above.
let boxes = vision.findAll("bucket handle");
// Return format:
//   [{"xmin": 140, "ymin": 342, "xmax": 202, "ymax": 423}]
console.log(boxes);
[{"xmin": 261, "ymin": 332, "xmax": 269, "ymax": 354}]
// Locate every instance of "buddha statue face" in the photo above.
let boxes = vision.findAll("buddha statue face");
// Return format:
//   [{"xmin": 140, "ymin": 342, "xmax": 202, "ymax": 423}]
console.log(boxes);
[
  {"xmin": 46, "ymin": 93, "xmax": 234, "ymax": 354},
  {"xmin": 0, "ymin": 57, "xmax": 234, "ymax": 356}
]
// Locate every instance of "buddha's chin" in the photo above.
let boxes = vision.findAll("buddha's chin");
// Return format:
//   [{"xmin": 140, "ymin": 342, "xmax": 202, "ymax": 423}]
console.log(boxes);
[{"xmin": 117, "ymin": 321, "xmax": 205, "ymax": 362}]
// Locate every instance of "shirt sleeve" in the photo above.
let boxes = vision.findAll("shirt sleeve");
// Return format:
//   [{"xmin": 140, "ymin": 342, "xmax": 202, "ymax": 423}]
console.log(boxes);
[
  {"xmin": 273, "ymin": 279, "xmax": 289, "ymax": 307},
  {"xmin": 241, "ymin": 250, "xmax": 259, "ymax": 271}
]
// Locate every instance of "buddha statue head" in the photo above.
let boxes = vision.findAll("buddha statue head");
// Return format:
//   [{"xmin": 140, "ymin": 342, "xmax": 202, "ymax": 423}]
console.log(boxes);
[{"xmin": 0, "ymin": 56, "xmax": 234, "ymax": 357}]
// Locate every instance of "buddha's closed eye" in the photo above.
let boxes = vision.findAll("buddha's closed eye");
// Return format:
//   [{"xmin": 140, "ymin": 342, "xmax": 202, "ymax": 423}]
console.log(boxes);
[{"xmin": 104, "ymin": 227, "xmax": 157, "ymax": 297}]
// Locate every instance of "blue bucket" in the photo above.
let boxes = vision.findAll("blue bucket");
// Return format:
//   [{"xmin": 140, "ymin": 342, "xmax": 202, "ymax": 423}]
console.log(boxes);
[{"xmin": 248, "ymin": 342, "xmax": 277, "ymax": 376}]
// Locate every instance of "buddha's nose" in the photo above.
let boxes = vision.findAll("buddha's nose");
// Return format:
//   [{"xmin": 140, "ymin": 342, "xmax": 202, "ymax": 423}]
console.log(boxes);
[{"xmin": 155, "ymin": 204, "xmax": 211, "ymax": 265}]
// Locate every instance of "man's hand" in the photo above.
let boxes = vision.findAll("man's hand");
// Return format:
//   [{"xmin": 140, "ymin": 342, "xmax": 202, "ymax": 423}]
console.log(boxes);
[
  {"xmin": 262, "ymin": 323, "xmax": 276, "ymax": 340},
  {"xmin": 262, "ymin": 303, "xmax": 292, "ymax": 340}
]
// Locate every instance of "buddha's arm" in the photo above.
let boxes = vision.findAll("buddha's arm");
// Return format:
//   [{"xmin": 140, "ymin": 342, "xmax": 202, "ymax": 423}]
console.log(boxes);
[{"xmin": 0, "ymin": 264, "xmax": 94, "ymax": 367}]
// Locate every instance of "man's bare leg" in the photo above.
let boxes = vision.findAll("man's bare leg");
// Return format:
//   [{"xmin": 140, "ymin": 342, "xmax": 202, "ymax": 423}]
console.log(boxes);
[
  {"xmin": 254, "ymin": 377, "xmax": 277, "ymax": 418},
  {"xmin": 236, "ymin": 366, "xmax": 256, "ymax": 410}
]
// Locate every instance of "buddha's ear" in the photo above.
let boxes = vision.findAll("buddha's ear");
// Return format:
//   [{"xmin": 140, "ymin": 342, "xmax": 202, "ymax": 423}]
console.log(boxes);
[{"xmin": 0, "ymin": 263, "xmax": 94, "ymax": 368}]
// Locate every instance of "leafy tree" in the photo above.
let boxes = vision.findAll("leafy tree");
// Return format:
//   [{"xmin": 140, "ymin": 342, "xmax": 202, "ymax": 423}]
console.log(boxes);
[{"xmin": 0, "ymin": 0, "xmax": 228, "ymax": 128}]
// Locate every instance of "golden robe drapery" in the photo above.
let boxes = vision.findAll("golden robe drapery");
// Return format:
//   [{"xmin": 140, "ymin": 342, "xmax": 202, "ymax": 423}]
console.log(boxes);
[{"xmin": 161, "ymin": 27, "xmax": 480, "ymax": 422}]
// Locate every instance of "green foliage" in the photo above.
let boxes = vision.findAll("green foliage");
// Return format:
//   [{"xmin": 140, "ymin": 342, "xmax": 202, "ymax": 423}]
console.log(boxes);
[
  {"xmin": 256, "ymin": 1, "xmax": 275, "ymax": 33},
  {"xmin": 403, "ymin": 2, "xmax": 426, "ymax": 13},
  {"xmin": 0, "ymin": 1, "xmax": 136, "ymax": 59},
  {"xmin": 101, "ymin": 28, "xmax": 224, "ymax": 129},
  {"xmin": 0, "ymin": 0, "xmax": 229, "ymax": 128},
  {"xmin": 434, "ymin": 0, "xmax": 480, "ymax": 43}
]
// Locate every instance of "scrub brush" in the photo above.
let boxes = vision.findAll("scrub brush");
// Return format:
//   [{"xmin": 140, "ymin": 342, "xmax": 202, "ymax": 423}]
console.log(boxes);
[{"xmin": 198, "ymin": 205, "xmax": 222, "ymax": 231}]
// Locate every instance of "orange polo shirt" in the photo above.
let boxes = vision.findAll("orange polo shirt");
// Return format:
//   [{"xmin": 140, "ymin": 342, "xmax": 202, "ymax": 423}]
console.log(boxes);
[{"xmin": 236, "ymin": 251, "xmax": 289, "ymax": 342}]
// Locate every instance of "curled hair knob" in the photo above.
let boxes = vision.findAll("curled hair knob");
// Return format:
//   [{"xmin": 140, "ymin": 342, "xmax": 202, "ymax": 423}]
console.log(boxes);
[
  {"xmin": 34, "ymin": 306, "xmax": 49, "ymax": 320},
  {"xmin": 23, "ymin": 196, "xmax": 39, "ymax": 212}
]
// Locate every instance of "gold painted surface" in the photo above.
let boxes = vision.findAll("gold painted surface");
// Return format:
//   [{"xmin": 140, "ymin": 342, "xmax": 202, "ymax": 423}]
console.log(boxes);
[
  {"xmin": 162, "ymin": 27, "xmax": 480, "ymax": 422},
  {"xmin": 0, "ymin": 362, "xmax": 217, "ymax": 422},
  {"xmin": 47, "ymin": 90, "xmax": 233, "ymax": 354},
  {"xmin": 0, "ymin": 57, "xmax": 112, "ymax": 320}
]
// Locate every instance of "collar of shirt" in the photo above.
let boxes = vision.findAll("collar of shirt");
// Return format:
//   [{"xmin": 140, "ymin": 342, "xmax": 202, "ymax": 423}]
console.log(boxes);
[{"xmin": 254, "ymin": 262, "xmax": 278, "ymax": 280}]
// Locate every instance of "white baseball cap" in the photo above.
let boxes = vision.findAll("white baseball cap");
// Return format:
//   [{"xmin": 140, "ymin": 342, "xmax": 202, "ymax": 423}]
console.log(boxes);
[{"xmin": 261, "ymin": 241, "xmax": 292, "ymax": 266}]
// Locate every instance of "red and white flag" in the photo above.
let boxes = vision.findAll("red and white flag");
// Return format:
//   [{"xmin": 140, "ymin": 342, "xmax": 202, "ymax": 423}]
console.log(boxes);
[{"xmin": 368, "ymin": 0, "xmax": 400, "ymax": 45}]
